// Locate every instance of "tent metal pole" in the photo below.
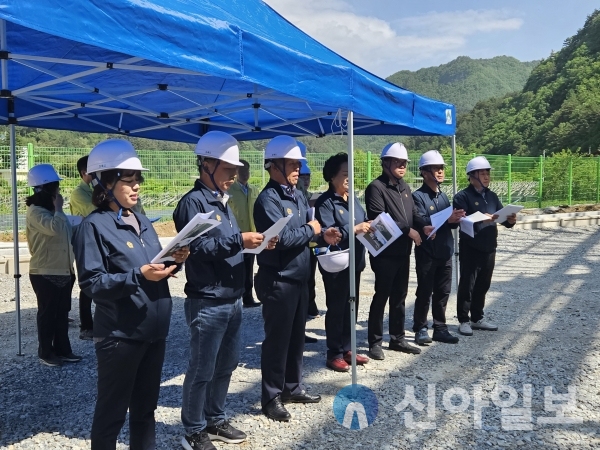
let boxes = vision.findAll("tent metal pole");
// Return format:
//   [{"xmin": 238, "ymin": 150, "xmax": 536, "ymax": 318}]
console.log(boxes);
[
  {"xmin": 347, "ymin": 110, "xmax": 357, "ymax": 388},
  {"xmin": 9, "ymin": 124, "xmax": 22, "ymax": 356},
  {"xmin": 451, "ymin": 135, "xmax": 459, "ymax": 290}
]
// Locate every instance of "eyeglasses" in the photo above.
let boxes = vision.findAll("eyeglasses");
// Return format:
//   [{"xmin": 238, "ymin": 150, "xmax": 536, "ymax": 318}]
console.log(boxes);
[{"xmin": 388, "ymin": 159, "xmax": 408, "ymax": 168}]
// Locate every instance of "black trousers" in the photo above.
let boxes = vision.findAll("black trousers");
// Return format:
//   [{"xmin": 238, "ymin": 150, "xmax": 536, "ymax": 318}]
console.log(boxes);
[
  {"xmin": 256, "ymin": 270, "xmax": 308, "ymax": 406},
  {"xmin": 80, "ymin": 290, "xmax": 94, "ymax": 331},
  {"xmin": 456, "ymin": 244, "xmax": 496, "ymax": 323},
  {"xmin": 368, "ymin": 255, "xmax": 410, "ymax": 347},
  {"xmin": 321, "ymin": 268, "xmax": 361, "ymax": 361},
  {"xmin": 413, "ymin": 252, "xmax": 452, "ymax": 332},
  {"xmin": 307, "ymin": 250, "xmax": 319, "ymax": 317},
  {"xmin": 91, "ymin": 338, "xmax": 166, "ymax": 450},
  {"xmin": 242, "ymin": 254, "xmax": 255, "ymax": 304},
  {"xmin": 29, "ymin": 274, "xmax": 74, "ymax": 359}
]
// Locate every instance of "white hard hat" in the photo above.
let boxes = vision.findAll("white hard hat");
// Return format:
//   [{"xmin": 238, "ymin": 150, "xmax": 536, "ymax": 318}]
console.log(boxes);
[
  {"xmin": 317, "ymin": 247, "xmax": 350, "ymax": 273},
  {"xmin": 297, "ymin": 141, "xmax": 307, "ymax": 158},
  {"xmin": 87, "ymin": 139, "xmax": 148, "ymax": 175},
  {"xmin": 419, "ymin": 150, "xmax": 445, "ymax": 169},
  {"xmin": 381, "ymin": 142, "xmax": 409, "ymax": 161},
  {"xmin": 195, "ymin": 131, "xmax": 243, "ymax": 167},
  {"xmin": 27, "ymin": 164, "xmax": 63, "ymax": 187},
  {"xmin": 264, "ymin": 136, "xmax": 306, "ymax": 161},
  {"xmin": 466, "ymin": 156, "xmax": 492, "ymax": 174},
  {"xmin": 300, "ymin": 160, "xmax": 311, "ymax": 175}
]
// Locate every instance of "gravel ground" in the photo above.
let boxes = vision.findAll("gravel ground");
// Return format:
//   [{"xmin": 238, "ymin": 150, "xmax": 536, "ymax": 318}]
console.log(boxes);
[{"xmin": 1, "ymin": 227, "xmax": 599, "ymax": 449}]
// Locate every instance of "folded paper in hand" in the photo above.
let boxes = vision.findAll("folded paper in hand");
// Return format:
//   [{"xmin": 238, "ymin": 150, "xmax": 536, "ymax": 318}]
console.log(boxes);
[
  {"xmin": 242, "ymin": 214, "xmax": 293, "ymax": 254},
  {"xmin": 356, "ymin": 212, "xmax": 402, "ymax": 256},
  {"xmin": 427, "ymin": 206, "xmax": 453, "ymax": 240},
  {"xmin": 459, "ymin": 211, "xmax": 489, "ymax": 238},
  {"xmin": 494, "ymin": 204, "xmax": 523, "ymax": 223}
]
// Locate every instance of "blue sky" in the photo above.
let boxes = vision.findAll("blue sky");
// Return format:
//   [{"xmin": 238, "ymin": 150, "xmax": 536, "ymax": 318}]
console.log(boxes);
[{"xmin": 264, "ymin": 0, "xmax": 599, "ymax": 77}]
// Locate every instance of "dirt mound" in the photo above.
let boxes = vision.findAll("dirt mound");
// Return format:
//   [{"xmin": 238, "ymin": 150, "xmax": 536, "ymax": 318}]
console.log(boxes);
[{"xmin": 153, "ymin": 221, "xmax": 177, "ymax": 237}]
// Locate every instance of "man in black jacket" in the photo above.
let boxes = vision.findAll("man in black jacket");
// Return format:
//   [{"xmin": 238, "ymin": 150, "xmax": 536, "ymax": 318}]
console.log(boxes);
[
  {"xmin": 254, "ymin": 135, "xmax": 340, "ymax": 422},
  {"xmin": 365, "ymin": 142, "xmax": 425, "ymax": 360},
  {"xmin": 453, "ymin": 156, "xmax": 517, "ymax": 337},
  {"xmin": 412, "ymin": 150, "xmax": 464, "ymax": 345}
]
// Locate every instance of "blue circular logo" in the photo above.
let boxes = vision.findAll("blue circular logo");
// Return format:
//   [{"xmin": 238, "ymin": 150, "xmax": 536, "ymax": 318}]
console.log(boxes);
[{"xmin": 333, "ymin": 384, "xmax": 378, "ymax": 430}]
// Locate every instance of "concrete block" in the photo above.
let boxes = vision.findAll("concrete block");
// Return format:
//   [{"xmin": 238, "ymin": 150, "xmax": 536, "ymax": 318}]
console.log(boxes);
[{"xmin": 4, "ymin": 257, "xmax": 31, "ymax": 275}]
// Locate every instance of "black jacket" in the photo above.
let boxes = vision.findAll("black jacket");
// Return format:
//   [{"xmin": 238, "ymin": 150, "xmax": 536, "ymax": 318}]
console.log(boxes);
[
  {"xmin": 253, "ymin": 179, "xmax": 315, "ymax": 283},
  {"xmin": 173, "ymin": 180, "xmax": 245, "ymax": 300},
  {"xmin": 453, "ymin": 184, "xmax": 515, "ymax": 253},
  {"xmin": 365, "ymin": 173, "xmax": 426, "ymax": 258},
  {"xmin": 315, "ymin": 188, "xmax": 367, "ymax": 272},
  {"xmin": 73, "ymin": 209, "xmax": 173, "ymax": 342},
  {"xmin": 413, "ymin": 183, "xmax": 458, "ymax": 261}
]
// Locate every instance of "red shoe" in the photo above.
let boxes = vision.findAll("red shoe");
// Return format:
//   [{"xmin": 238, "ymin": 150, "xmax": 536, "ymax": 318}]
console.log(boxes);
[
  {"xmin": 326, "ymin": 358, "xmax": 350, "ymax": 372},
  {"xmin": 344, "ymin": 351, "xmax": 370, "ymax": 365}
]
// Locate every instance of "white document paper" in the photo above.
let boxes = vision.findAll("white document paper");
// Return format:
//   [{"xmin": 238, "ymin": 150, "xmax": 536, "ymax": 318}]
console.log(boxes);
[
  {"xmin": 151, "ymin": 211, "xmax": 219, "ymax": 263},
  {"xmin": 356, "ymin": 212, "xmax": 403, "ymax": 257},
  {"xmin": 494, "ymin": 204, "xmax": 523, "ymax": 223},
  {"xmin": 65, "ymin": 215, "xmax": 82, "ymax": 227},
  {"xmin": 242, "ymin": 214, "xmax": 293, "ymax": 254},
  {"xmin": 307, "ymin": 207, "xmax": 315, "ymax": 222},
  {"xmin": 459, "ymin": 211, "xmax": 490, "ymax": 238},
  {"xmin": 427, "ymin": 206, "xmax": 453, "ymax": 240}
]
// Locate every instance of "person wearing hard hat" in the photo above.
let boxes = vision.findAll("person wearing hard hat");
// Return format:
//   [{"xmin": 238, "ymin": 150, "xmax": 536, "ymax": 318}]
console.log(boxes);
[
  {"xmin": 453, "ymin": 156, "xmax": 517, "ymax": 336},
  {"xmin": 365, "ymin": 142, "xmax": 425, "ymax": 360},
  {"xmin": 72, "ymin": 139, "xmax": 189, "ymax": 449},
  {"xmin": 315, "ymin": 152, "xmax": 372, "ymax": 372},
  {"xmin": 227, "ymin": 158, "xmax": 262, "ymax": 308},
  {"xmin": 254, "ymin": 135, "xmax": 341, "ymax": 422},
  {"xmin": 173, "ymin": 131, "xmax": 274, "ymax": 450},
  {"xmin": 26, "ymin": 164, "xmax": 80, "ymax": 367},
  {"xmin": 412, "ymin": 150, "xmax": 465, "ymax": 346}
]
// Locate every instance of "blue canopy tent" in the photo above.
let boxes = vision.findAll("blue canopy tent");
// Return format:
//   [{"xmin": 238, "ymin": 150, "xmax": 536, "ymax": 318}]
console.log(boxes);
[{"xmin": 0, "ymin": 0, "xmax": 456, "ymax": 380}]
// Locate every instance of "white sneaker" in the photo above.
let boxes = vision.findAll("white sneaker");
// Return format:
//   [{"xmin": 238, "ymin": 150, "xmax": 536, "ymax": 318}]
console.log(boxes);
[
  {"xmin": 458, "ymin": 322, "xmax": 473, "ymax": 336},
  {"xmin": 471, "ymin": 318, "xmax": 498, "ymax": 331}
]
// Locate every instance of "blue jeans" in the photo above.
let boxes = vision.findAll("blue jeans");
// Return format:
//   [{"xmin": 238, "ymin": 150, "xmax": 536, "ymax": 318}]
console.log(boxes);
[{"xmin": 181, "ymin": 297, "xmax": 242, "ymax": 435}]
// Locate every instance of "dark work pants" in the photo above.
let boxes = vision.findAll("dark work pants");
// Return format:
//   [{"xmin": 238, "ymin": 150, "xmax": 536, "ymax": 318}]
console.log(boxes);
[
  {"xmin": 242, "ymin": 254, "xmax": 255, "ymax": 304},
  {"xmin": 91, "ymin": 338, "xmax": 166, "ymax": 450},
  {"xmin": 413, "ymin": 252, "xmax": 452, "ymax": 332},
  {"xmin": 456, "ymin": 244, "xmax": 496, "ymax": 323},
  {"xmin": 256, "ymin": 270, "xmax": 308, "ymax": 406},
  {"xmin": 368, "ymin": 255, "xmax": 410, "ymax": 347},
  {"xmin": 29, "ymin": 274, "xmax": 74, "ymax": 359},
  {"xmin": 80, "ymin": 290, "xmax": 94, "ymax": 331},
  {"xmin": 321, "ymin": 268, "xmax": 361, "ymax": 361},
  {"xmin": 307, "ymin": 250, "xmax": 319, "ymax": 317}
]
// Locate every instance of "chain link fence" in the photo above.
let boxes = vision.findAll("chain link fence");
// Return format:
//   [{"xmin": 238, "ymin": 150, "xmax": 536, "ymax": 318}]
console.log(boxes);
[{"xmin": 1, "ymin": 145, "xmax": 599, "ymax": 230}]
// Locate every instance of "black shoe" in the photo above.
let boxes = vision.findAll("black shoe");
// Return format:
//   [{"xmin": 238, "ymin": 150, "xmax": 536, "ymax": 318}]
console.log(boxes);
[
  {"xmin": 432, "ymin": 329, "xmax": 459, "ymax": 344},
  {"xmin": 243, "ymin": 298, "xmax": 262, "ymax": 308},
  {"xmin": 389, "ymin": 339, "xmax": 421, "ymax": 354},
  {"xmin": 304, "ymin": 334, "xmax": 318, "ymax": 344},
  {"xmin": 58, "ymin": 353, "xmax": 82, "ymax": 363},
  {"xmin": 206, "ymin": 419, "xmax": 247, "ymax": 444},
  {"xmin": 281, "ymin": 389, "xmax": 321, "ymax": 404},
  {"xmin": 181, "ymin": 431, "xmax": 216, "ymax": 450},
  {"xmin": 368, "ymin": 345, "xmax": 385, "ymax": 360},
  {"xmin": 415, "ymin": 328, "xmax": 432, "ymax": 345},
  {"xmin": 39, "ymin": 356, "xmax": 63, "ymax": 367},
  {"xmin": 262, "ymin": 396, "xmax": 291, "ymax": 422}
]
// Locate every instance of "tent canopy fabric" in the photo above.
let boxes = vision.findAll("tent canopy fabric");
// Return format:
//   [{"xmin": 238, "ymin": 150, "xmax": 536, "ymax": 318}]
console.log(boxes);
[{"xmin": 0, "ymin": 0, "xmax": 455, "ymax": 142}]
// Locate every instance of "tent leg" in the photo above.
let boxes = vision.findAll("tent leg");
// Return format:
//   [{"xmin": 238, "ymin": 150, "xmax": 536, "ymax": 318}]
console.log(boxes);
[
  {"xmin": 10, "ymin": 124, "xmax": 23, "ymax": 356},
  {"xmin": 451, "ymin": 135, "xmax": 459, "ymax": 291},
  {"xmin": 346, "ymin": 111, "xmax": 357, "ymax": 389}
]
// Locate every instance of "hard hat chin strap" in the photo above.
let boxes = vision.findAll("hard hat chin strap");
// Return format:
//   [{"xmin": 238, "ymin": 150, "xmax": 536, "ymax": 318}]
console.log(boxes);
[
  {"xmin": 201, "ymin": 158, "xmax": 224, "ymax": 197},
  {"xmin": 92, "ymin": 172, "xmax": 127, "ymax": 220},
  {"xmin": 275, "ymin": 160, "xmax": 295, "ymax": 196},
  {"xmin": 469, "ymin": 172, "xmax": 489, "ymax": 195},
  {"xmin": 383, "ymin": 159, "xmax": 401, "ymax": 185}
]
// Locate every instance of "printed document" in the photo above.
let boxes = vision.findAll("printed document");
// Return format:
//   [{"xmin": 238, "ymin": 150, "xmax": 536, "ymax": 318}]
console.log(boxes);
[
  {"xmin": 494, "ymin": 204, "xmax": 523, "ymax": 223},
  {"xmin": 427, "ymin": 206, "xmax": 453, "ymax": 240},
  {"xmin": 459, "ymin": 211, "xmax": 489, "ymax": 238},
  {"xmin": 242, "ymin": 214, "xmax": 293, "ymax": 254},
  {"xmin": 356, "ymin": 212, "xmax": 402, "ymax": 257}
]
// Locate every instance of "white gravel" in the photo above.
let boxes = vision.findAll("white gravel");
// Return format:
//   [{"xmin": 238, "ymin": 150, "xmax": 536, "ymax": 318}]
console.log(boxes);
[{"xmin": 1, "ymin": 226, "xmax": 600, "ymax": 449}]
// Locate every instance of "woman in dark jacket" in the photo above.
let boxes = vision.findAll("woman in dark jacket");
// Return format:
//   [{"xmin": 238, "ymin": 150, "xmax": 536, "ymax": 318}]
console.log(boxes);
[
  {"xmin": 72, "ymin": 139, "xmax": 189, "ymax": 450},
  {"xmin": 315, "ymin": 153, "xmax": 372, "ymax": 372}
]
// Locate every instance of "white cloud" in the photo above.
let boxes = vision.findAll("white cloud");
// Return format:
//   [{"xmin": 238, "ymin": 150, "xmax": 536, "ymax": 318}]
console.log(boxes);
[{"xmin": 263, "ymin": 0, "xmax": 523, "ymax": 77}]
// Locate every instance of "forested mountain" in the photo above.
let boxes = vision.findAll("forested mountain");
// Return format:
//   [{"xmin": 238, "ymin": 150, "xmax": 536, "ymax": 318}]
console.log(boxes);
[
  {"xmin": 457, "ymin": 9, "xmax": 600, "ymax": 156},
  {"xmin": 386, "ymin": 56, "xmax": 538, "ymax": 113}
]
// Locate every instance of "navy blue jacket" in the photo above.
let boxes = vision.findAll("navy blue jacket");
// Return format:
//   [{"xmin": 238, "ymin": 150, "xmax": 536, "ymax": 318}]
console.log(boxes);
[
  {"xmin": 315, "ymin": 188, "xmax": 367, "ymax": 272},
  {"xmin": 253, "ymin": 179, "xmax": 315, "ymax": 283},
  {"xmin": 72, "ymin": 209, "xmax": 172, "ymax": 342},
  {"xmin": 453, "ymin": 184, "xmax": 515, "ymax": 253},
  {"xmin": 413, "ymin": 183, "xmax": 458, "ymax": 261},
  {"xmin": 173, "ymin": 179, "xmax": 245, "ymax": 301}
]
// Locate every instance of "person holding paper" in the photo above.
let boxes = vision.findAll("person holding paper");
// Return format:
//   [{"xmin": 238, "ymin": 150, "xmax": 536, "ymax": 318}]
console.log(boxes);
[
  {"xmin": 453, "ymin": 156, "xmax": 517, "ymax": 337},
  {"xmin": 254, "ymin": 135, "xmax": 341, "ymax": 422},
  {"xmin": 228, "ymin": 159, "xmax": 262, "ymax": 308},
  {"xmin": 365, "ymin": 142, "xmax": 426, "ymax": 360},
  {"xmin": 173, "ymin": 131, "xmax": 273, "ymax": 450},
  {"xmin": 315, "ymin": 153, "xmax": 372, "ymax": 372},
  {"xmin": 412, "ymin": 150, "xmax": 464, "ymax": 345},
  {"xmin": 72, "ymin": 140, "xmax": 189, "ymax": 450}
]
